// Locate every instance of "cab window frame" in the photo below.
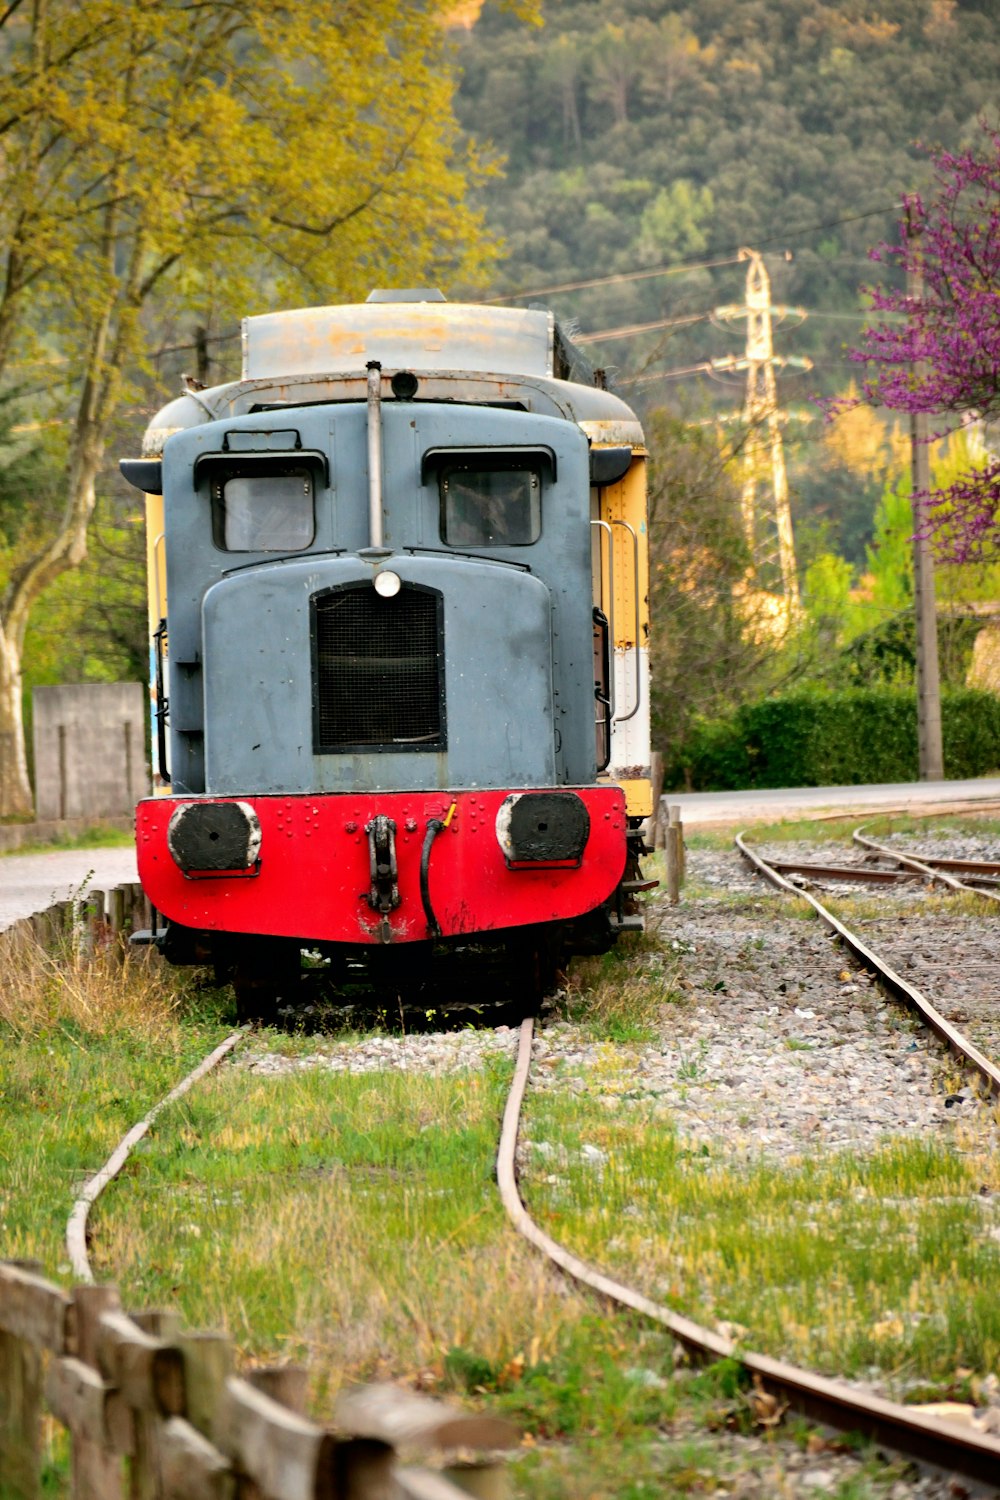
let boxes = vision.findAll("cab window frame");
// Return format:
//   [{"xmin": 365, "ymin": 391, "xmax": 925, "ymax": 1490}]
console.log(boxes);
[
  {"xmin": 193, "ymin": 447, "xmax": 328, "ymax": 556},
  {"xmin": 422, "ymin": 446, "xmax": 555, "ymax": 551}
]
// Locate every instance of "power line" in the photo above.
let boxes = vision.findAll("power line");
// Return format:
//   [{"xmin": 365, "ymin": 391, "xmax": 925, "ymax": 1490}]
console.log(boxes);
[
  {"xmin": 483, "ymin": 254, "xmax": 742, "ymax": 305},
  {"xmin": 484, "ymin": 202, "xmax": 903, "ymax": 305},
  {"xmin": 581, "ymin": 303, "xmax": 897, "ymax": 345},
  {"xmin": 583, "ymin": 311, "xmax": 711, "ymax": 344}
]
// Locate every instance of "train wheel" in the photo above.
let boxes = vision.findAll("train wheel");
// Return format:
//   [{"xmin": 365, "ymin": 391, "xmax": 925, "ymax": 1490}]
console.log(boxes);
[
  {"xmin": 507, "ymin": 926, "xmax": 561, "ymax": 1018},
  {"xmin": 231, "ymin": 939, "xmax": 302, "ymax": 1026}
]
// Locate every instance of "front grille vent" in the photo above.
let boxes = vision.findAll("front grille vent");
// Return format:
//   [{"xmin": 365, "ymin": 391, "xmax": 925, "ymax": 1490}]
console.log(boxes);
[{"xmin": 313, "ymin": 583, "xmax": 445, "ymax": 751}]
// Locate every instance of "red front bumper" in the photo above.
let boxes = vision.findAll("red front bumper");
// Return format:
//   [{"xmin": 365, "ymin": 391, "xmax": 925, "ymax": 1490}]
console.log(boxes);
[{"xmin": 136, "ymin": 787, "xmax": 627, "ymax": 945}]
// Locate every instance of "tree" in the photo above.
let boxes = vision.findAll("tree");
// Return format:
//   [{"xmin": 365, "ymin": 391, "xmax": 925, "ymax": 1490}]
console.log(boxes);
[
  {"xmin": 0, "ymin": 0, "xmax": 529, "ymax": 817},
  {"xmin": 646, "ymin": 409, "xmax": 775, "ymax": 775},
  {"xmin": 845, "ymin": 122, "xmax": 1000, "ymax": 565}
]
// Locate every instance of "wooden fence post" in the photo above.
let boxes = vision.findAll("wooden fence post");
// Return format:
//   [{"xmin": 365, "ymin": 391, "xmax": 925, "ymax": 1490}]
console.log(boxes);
[
  {"xmin": 668, "ymin": 805, "xmax": 685, "ymax": 887},
  {"xmin": 118, "ymin": 1308, "xmax": 184, "ymax": 1500},
  {"xmin": 665, "ymin": 805, "xmax": 684, "ymax": 905},
  {"xmin": 0, "ymin": 1262, "xmax": 74, "ymax": 1500},
  {"xmin": 0, "ymin": 1315, "xmax": 43, "ymax": 1499},
  {"xmin": 179, "ymin": 1332, "xmax": 234, "ymax": 1447},
  {"xmin": 648, "ymin": 752, "xmax": 664, "ymax": 851},
  {"xmin": 62, "ymin": 1284, "xmax": 128, "ymax": 1500}
]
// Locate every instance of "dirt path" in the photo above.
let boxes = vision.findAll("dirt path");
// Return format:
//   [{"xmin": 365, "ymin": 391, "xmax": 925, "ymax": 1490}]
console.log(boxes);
[{"xmin": 0, "ymin": 848, "xmax": 139, "ymax": 930}]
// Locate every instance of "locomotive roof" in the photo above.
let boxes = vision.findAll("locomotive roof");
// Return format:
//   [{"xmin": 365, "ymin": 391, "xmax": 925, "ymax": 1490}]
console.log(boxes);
[{"xmin": 142, "ymin": 295, "xmax": 643, "ymax": 457}]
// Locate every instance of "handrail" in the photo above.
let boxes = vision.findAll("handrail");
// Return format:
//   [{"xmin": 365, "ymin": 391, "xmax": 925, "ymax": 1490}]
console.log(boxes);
[{"xmin": 590, "ymin": 519, "xmax": 615, "ymax": 720}]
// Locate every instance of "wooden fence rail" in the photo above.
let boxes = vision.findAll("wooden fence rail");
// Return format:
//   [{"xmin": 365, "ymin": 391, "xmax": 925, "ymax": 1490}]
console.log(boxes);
[{"xmin": 0, "ymin": 1262, "xmax": 516, "ymax": 1500}]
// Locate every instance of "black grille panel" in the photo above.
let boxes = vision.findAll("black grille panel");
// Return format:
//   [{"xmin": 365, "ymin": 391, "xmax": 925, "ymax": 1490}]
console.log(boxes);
[{"xmin": 313, "ymin": 584, "xmax": 444, "ymax": 751}]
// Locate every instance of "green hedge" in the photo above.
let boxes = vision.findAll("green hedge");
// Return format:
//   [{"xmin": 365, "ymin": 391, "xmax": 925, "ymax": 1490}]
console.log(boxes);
[{"xmin": 668, "ymin": 688, "xmax": 1000, "ymax": 791}]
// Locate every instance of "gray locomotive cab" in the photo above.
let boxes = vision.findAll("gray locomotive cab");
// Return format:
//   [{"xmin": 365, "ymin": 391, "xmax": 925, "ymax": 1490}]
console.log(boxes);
[{"xmin": 161, "ymin": 400, "xmax": 596, "ymax": 798}]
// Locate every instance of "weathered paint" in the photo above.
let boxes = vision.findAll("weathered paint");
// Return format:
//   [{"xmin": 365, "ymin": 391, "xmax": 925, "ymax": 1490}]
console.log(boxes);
[
  {"xmin": 243, "ymin": 303, "xmax": 556, "ymax": 382},
  {"xmin": 136, "ymin": 786, "xmax": 627, "ymax": 944}
]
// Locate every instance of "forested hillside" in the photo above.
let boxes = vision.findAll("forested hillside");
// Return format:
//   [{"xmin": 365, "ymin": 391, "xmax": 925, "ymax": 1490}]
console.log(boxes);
[{"xmin": 452, "ymin": 0, "xmax": 1000, "ymax": 557}]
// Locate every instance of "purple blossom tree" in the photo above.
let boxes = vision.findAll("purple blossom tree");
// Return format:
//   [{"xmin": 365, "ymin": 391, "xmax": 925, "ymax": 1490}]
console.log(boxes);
[{"xmin": 845, "ymin": 123, "xmax": 1000, "ymax": 563}]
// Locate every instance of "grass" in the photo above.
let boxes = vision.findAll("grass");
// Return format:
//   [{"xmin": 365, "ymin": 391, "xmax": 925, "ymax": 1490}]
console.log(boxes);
[
  {"xmin": 821, "ymin": 889, "xmax": 1000, "ymax": 924},
  {"xmin": 0, "ymin": 930, "xmax": 232, "ymax": 1271},
  {"xmin": 2, "ymin": 913, "xmax": 986, "ymax": 1497},
  {"xmin": 564, "ymin": 931, "xmax": 684, "ymax": 1043},
  {"xmin": 518, "ymin": 1086, "xmax": 1000, "ymax": 1393},
  {"xmin": 687, "ymin": 810, "xmax": 1000, "ymax": 852},
  {"xmin": 0, "ymin": 822, "xmax": 134, "ymax": 856}
]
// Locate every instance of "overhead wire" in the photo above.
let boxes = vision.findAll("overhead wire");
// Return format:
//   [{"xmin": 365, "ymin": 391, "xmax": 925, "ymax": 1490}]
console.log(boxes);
[{"xmin": 483, "ymin": 202, "xmax": 904, "ymax": 304}]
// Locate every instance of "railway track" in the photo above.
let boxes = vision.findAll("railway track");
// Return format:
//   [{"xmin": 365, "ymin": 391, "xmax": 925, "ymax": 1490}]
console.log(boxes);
[
  {"xmin": 65, "ymin": 843, "xmax": 1000, "ymax": 1493},
  {"xmin": 736, "ymin": 831, "xmax": 1000, "ymax": 1098},
  {"xmin": 764, "ymin": 825, "xmax": 1000, "ymax": 903}
]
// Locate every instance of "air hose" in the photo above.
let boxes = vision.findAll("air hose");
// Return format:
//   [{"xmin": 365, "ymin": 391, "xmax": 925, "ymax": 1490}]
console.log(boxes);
[{"xmin": 420, "ymin": 801, "xmax": 456, "ymax": 938}]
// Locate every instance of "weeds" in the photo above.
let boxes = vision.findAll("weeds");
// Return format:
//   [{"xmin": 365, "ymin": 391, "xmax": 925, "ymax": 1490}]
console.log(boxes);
[
  {"xmin": 565, "ymin": 938, "xmax": 684, "ymax": 1042},
  {"xmin": 0, "ymin": 929, "xmax": 232, "ymax": 1273},
  {"xmin": 0, "ymin": 927, "xmax": 192, "ymax": 1040}
]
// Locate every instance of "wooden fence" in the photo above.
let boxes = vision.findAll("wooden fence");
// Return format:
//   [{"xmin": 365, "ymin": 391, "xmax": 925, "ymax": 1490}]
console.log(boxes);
[
  {"xmin": 0, "ymin": 1261, "xmax": 516, "ymax": 1500},
  {"xmin": 0, "ymin": 881, "xmax": 151, "ymax": 960}
]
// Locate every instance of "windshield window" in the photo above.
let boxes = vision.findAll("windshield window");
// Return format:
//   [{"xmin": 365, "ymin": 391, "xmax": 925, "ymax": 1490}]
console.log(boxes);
[
  {"xmin": 212, "ymin": 471, "xmax": 314, "ymax": 552},
  {"xmin": 440, "ymin": 467, "xmax": 541, "ymax": 547}
]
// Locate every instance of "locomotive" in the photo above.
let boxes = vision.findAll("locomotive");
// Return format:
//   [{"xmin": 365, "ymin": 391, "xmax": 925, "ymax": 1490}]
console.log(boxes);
[{"xmin": 121, "ymin": 290, "xmax": 653, "ymax": 1020}]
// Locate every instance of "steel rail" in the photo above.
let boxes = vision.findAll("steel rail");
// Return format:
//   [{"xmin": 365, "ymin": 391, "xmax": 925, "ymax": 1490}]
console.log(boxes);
[
  {"xmin": 497, "ymin": 1017, "xmax": 1000, "ymax": 1487},
  {"xmin": 66, "ymin": 1029, "xmax": 246, "ymax": 1282},
  {"xmin": 853, "ymin": 828, "xmax": 1000, "ymax": 903},
  {"xmin": 766, "ymin": 860, "xmax": 917, "ymax": 885},
  {"xmin": 735, "ymin": 833, "xmax": 1000, "ymax": 1098}
]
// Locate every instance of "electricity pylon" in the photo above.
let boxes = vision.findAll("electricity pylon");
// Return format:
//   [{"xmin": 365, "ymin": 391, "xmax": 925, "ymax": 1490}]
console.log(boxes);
[{"xmin": 737, "ymin": 248, "xmax": 800, "ymax": 615}]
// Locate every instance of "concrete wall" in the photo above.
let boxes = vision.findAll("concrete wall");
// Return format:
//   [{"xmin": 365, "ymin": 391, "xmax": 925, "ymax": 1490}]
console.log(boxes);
[{"xmin": 33, "ymin": 684, "xmax": 150, "ymax": 821}]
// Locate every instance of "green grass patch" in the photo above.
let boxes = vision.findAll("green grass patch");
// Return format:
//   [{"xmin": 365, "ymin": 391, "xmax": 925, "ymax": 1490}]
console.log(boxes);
[
  {"xmin": 0, "ymin": 822, "xmax": 134, "ymax": 856},
  {"xmin": 519, "ymin": 1088, "xmax": 1000, "ymax": 1392},
  {"xmin": 566, "ymin": 934, "xmax": 682, "ymax": 1043},
  {"xmin": 0, "ymin": 934, "xmax": 232, "ymax": 1275},
  {"xmin": 687, "ymin": 810, "xmax": 1000, "ymax": 851},
  {"xmin": 822, "ymin": 889, "xmax": 1000, "ymax": 923}
]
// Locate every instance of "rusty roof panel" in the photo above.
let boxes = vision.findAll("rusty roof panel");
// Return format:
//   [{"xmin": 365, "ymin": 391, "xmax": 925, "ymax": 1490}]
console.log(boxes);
[{"xmin": 243, "ymin": 303, "xmax": 555, "ymax": 382}]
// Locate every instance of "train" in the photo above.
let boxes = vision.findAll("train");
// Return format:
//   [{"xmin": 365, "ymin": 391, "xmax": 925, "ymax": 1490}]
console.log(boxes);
[{"xmin": 121, "ymin": 290, "xmax": 653, "ymax": 1021}]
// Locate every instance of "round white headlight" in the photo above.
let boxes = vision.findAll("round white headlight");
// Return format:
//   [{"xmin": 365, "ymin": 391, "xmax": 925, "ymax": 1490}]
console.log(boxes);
[{"xmin": 374, "ymin": 569, "xmax": 402, "ymax": 598}]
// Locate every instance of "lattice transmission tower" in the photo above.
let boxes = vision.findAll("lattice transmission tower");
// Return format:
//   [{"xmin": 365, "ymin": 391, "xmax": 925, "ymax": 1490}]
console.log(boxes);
[{"xmin": 736, "ymin": 248, "xmax": 800, "ymax": 615}]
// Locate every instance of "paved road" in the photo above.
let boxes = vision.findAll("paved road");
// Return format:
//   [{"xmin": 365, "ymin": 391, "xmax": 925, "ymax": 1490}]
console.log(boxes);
[
  {"xmin": 664, "ymin": 775, "xmax": 1000, "ymax": 828},
  {"xmin": 3, "ymin": 776, "xmax": 1000, "ymax": 929},
  {"xmin": 0, "ymin": 848, "xmax": 139, "ymax": 931}
]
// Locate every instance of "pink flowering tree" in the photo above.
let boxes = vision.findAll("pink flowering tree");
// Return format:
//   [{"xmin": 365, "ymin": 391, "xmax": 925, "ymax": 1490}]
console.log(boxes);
[{"xmin": 846, "ymin": 124, "xmax": 1000, "ymax": 563}]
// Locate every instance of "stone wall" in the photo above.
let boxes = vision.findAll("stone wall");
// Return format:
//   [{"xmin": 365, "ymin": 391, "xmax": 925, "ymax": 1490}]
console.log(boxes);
[{"xmin": 32, "ymin": 684, "xmax": 149, "ymax": 821}]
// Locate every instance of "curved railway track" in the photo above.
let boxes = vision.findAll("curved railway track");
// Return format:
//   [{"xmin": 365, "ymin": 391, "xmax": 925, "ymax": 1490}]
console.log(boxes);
[{"xmin": 69, "ymin": 839, "xmax": 1000, "ymax": 1491}]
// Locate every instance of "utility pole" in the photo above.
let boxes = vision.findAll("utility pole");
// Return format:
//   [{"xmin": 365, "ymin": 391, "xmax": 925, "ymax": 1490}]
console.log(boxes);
[
  {"xmin": 738, "ymin": 249, "xmax": 800, "ymax": 617},
  {"xmin": 908, "ymin": 231, "xmax": 944, "ymax": 781}
]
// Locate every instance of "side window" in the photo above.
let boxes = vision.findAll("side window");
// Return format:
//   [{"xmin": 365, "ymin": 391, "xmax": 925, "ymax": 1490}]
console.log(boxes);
[
  {"xmin": 211, "ymin": 470, "xmax": 314, "ymax": 552},
  {"xmin": 439, "ymin": 464, "xmax": 542, "ymax": 547}
]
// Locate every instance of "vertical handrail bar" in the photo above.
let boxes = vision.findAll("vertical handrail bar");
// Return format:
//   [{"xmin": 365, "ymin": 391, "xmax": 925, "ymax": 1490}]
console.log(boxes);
[{"xmin": 590, "ymin": 519, "xmax": 615, "ymax": 721}]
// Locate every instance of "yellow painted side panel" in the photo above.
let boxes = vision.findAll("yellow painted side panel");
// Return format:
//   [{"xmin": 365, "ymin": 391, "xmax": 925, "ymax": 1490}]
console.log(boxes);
[
  {"xmin": 592, "ymin": 451, "xmax": 649, "ymax": 650},
  {"xmin": 601, "ymin": 456, "xmax": 649, "ymax": 649},
  {"xmin": 145, "ymin": 491, "xmax": 166, "ymax": 633},
  {"xmin": 600, "ymin": 775, "xmax": 653, "ymax": 818},
  {"xmin": 144, "ymin": 491, "xmax": 170, "ymax": 793}
]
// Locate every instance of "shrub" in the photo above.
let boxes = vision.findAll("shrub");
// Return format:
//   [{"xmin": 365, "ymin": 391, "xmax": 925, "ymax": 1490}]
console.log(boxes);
[{"xmin": 667, "ymin": 687, "xmax": 1000, "ymax": 790}]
